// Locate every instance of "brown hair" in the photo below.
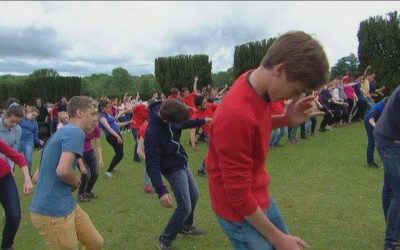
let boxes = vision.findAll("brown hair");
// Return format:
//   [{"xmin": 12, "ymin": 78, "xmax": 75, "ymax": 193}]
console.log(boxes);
[
  {"xmin": 159, "ymin": 99, "xmax": 189, "ymax": 123},
  {"xmin": 4, "ymin": 98, "xmax": 23, "ymax": 118},
  {"xmin": 67, "ymin": 96, "xmax": 95, "ymax": 118},
  {"xmin": 261, "ymin": 31, "xmax": 330, "ymax": 89}
]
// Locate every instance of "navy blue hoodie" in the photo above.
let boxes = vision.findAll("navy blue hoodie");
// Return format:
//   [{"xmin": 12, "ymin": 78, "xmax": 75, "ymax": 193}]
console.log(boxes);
[
  {"xmin": 374, "ymin": 85, "xmax": 400, "ymax": 147},
  {"xmin": 144, "ymin": 101, "xmax": 206, "ymax": 198}
]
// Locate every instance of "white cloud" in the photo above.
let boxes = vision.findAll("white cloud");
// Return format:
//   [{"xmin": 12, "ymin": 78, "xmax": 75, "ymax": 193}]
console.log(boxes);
[{"xmin": 0, "ymin": 1, "xmax": 399, "ymax": 76}]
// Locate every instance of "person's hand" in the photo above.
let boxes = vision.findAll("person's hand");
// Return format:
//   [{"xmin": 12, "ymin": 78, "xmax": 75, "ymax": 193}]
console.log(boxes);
[
  {"xmin": 191, "ymin": 144, "xmax": 198, "ymax": 151},
  {"xmin": 98, "ymin": 160, "xmax": 104, "ymax": 168},
  {"xmin": 194, "ymin": 75, "xmax": 199, "ymax": 82},
  {"xmin": 71, "ymin": 179, "xmax": 81, "ymax": 192},
  {"xmin": 23, "ymin": 180, "xmax": 34, "ymax": 195},
  {"xmin": 274, "ymin": 234, "xmax": 309, "ymax": 250},
  {"xmin": 205, "ymin": 117, "xmax": 212, "ymax": 123},
  {"xmin": 160, "ymin": 193, "xmax": 174, "ymax": 208},
  {"xmin": 39, "ymin": 140, "xmax": 44, "ymax": 146},
  {"xmin": 285, "ymin": 96, "xmax": 324, "ymax": 127},
  {"xmin": 116, "ymin": 135, "xmax": 123, "ymax": 144},
  {"xmin": 80, "ymin": 167, "xmax": 88, "ymax": 175}
]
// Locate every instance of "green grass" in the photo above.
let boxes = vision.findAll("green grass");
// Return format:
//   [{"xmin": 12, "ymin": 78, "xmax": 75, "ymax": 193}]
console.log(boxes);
[{"xmin": 13, "ymin": 121, "xmax": 384, "ymax": 249}]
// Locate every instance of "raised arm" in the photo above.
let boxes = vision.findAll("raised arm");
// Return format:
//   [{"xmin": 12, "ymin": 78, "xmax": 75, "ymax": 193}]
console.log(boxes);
[{"xmin": 193, "ymin": 76, "xmax": 199, "ymax": 95}]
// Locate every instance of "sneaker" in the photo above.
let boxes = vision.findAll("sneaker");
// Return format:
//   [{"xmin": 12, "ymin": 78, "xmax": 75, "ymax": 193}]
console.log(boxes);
[
  {"xmin": 198, "ymin": 169, "xmax": 207, "ymax": 177},
  {"xmin": 77, "ymin": 194, "xmax": 90, "ymax": 202},
  {"xmin": 105, "ymin": 172, "xmax": 114, "ymax": 179},
  {"xmin": 158, "ymin": 236, "xmax": 172, "ymax": 250},
  {"xmin": 289, "ymin": 139, "xmax": 297, "ymax": 144},
  {"xmin": 144, "ymin": 184, "xmax": 153, "ymax": 193},
  {"xmin": 368, "ymin": 162, "xmax": 379, "ymax": 168},
  {"xmin": 180, "ymin": 225, "xmax": 205, "ymax": 236},
  {"xmin": 85, "ymin": 192, "xmax": 98, "ymax": 199}
]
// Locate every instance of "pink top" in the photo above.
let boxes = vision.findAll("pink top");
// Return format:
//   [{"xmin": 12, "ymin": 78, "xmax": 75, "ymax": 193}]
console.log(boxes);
[
  {"xmin": 83, "ymin": 126, "xmax": 101, "ymax": 152},
  {"xmin": 344, "ymin": 85, "xmax": 356, "ymax": 100}
]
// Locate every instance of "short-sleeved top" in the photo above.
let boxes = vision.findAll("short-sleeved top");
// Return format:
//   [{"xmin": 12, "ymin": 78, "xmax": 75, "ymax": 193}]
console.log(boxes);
[
  {"xmin": 191, "ymin": 104, "xmax": 217, "ymax": 135},
  {"xmin": 344, "ymin": 84, "xmax": 356, "ymax": 99},
  {"xmin": 99, "ymin": 112, "xmax": 120, "ymax": 136},
  {"xmin": 0, "ymin": 117, "xmax": 22, "ymax": 169},
  {"xmin": 83, "ymin": 126, "xmax": 101, "ymax": 152},
  {"xmin": 30, "ymin": 123, "xmax": 84, "ymax": 216}
]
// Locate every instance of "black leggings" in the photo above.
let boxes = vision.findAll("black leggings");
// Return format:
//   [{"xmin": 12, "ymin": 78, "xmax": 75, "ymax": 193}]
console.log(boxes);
[
  {"xmin": 106, "ymin": 134, "xmax": 124, "ymax": 173},
  {"xmin": 79, "ymin": 150, "xmax": 99, "ymax": 195}
]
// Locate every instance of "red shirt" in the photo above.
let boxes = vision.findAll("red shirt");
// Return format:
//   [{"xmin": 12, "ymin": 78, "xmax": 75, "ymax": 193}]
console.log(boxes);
[
  {"xmin": 0, "ymin": 140, "xmax": 26, "ymax": 179},
  {"xmin": 51, "ymin": 107, "xmax": 58, "ymax": 121},
  {"xmin": 206, "ymin": 70, "xmax": 271, "ymax": 222},
  {"xmin": 271, "ymin": 99, "xmax": 285, "ymax": 115},
  {"xmin": 130, "ymin": 104, "xmax": 148, "ymax": 129},
  {"xmin": 192, "ymin": 104, "xmax": 217, "ymax": 135},
  {"xmin": 138, "ymin": 121, "xmax": 148, "ymax": 139},
  {"xmin": 183, "ymin": 92, "xmax": 198, "ymax": 117}
]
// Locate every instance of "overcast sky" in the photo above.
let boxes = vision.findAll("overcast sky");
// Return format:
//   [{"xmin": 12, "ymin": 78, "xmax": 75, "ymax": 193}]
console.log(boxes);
[{"xmin": 0, "ymin": 1, "xmax": 399, "ymax": 76}]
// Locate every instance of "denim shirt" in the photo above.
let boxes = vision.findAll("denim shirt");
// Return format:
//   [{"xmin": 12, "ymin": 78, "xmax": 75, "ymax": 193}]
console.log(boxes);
[{"xmin": 0, "ymin": 117, "xmax": 22, "ymax": 169}]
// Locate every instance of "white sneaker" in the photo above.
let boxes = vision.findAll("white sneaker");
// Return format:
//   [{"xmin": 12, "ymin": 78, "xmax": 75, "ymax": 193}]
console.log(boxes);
[{"xmin": 105, "ymin": 172, "xmax": 114, "ymax": 179}]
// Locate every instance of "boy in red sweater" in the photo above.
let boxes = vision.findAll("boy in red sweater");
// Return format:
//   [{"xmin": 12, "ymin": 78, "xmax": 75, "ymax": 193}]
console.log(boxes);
[{"xmin": 207, "ymin": 31, "xmax": 329, "ymax": 250}]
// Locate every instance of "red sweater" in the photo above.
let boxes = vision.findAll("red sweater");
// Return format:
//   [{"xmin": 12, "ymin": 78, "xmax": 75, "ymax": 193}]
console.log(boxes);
[
  {"xmin": 0, "ymin": 140, "xmax": 27, "ymax": 179},
  {"xmin": 183, "ymin": 92, "xmax": 198, "ymax": 117},
  {"xmin": 206, "ymin": 70, "xmax": 271, "ymax": 222},
  {"xmin": 271, "ymin": 99, "xmax": 285, "ymax": 115},
  {"xmin": 192, "ymin": 103, "xmax": 218, "ymax": 135},
  {"xmin": 130, "ymin": 104, "xmax": 148, "ymax": 129}
]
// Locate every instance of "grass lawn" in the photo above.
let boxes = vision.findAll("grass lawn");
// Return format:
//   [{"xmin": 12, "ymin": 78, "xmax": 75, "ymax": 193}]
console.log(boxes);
[{"xmin": 12, "ymin": 121, "xmax": 384, "ymax": 249}]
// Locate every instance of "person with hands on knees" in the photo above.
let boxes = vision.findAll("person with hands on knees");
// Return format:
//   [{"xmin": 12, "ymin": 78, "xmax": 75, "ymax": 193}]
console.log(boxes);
[
  {"xmin": 145, "ymin": 99, "xmax": 210, "ymax": 250},
  {"xmin": 207, "ymin": 31, "xmax": 329, "ymax": 250},
  {"xmin": 0, "ymin": 139, "xmax": 33, "ymax": 250},
  {"xmin": 30, "ymin": 96, "xmax": 104, "ymax": 250}
]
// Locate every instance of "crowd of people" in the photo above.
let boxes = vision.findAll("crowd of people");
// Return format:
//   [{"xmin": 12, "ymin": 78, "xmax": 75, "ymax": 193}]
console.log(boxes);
[{"xmin": 0, "ymin": 30, "xmax": 397, "ymax": 250}]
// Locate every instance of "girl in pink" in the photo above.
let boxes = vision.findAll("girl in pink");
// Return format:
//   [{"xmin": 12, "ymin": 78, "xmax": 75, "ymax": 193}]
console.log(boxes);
[
  {"xmin": 343, "ymin": 75, "xmax": 358, "ymax": 123},
  {"xmin": 77, "ymin": 118, "xmax": 103, "ymax": 201}
]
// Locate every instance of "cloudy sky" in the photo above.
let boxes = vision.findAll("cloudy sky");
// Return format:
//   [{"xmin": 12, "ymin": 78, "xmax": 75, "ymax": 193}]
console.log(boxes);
[{"xmin": 0, "ymin": 1, "xmax": 399, "ymax": 76}]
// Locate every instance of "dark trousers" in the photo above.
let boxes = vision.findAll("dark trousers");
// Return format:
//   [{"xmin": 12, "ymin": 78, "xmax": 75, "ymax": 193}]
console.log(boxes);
[
  {"xmin": 352, "ymin": 98, "xmax": 367, "ymax": 121},
  {"xmin": 162, "ymin": 167, "xmax": 199, "ymax": 241},
  {"xmin": 0, "ymin": 173, "xmax": 21, "ymax": 249},
  {"xmin": 79, "ymin": 150, "xmax": 100, "ymax": 195},
  {"xmin": 131, "ymin": 128, "xmax": 140, "ymax": 162},
  {"xmin": 364, "ymin": 121, "xmax": 375, "ymax": 164},
  {"xmin": 310, "ymin": 117, "xmax": 317, "ymax": 133},
  {"xmin": 344, "ymin": 99, "xmax": 354, "ymax": 123},
  {"xmin": 320, "ymin": 112, "xmax": 334, "ymax": 130},
  {"xmin": 105, "ymin": 134, "xmax": 124, "ymax": 172}
]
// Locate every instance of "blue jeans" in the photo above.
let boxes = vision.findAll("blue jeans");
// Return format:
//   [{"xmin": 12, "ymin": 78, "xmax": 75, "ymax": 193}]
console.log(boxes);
[
  {"xmin": 217, "ymin": 198, "xmax": 288, "ymax": 250},
  {"xmin": 18, "ymin": 141, "xmax": 34, "ymax": 175},
  {"xmin": 376, "ymin": 144, "xmax": 400, "ymax": 246},
  {"xmin": 162, "ymin": 167, "xmax": 200, "ymax": 241},
  {"xmin": 0, "ymin": 173, "xmax": 21, "ymax": 249},
  {"xmin": 364, "ymin": 121, "xmax": 375, "ymax": 164},
  {"xmin": 270, "ymin": 128, "xmax": 286, "ymax": 146}
]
